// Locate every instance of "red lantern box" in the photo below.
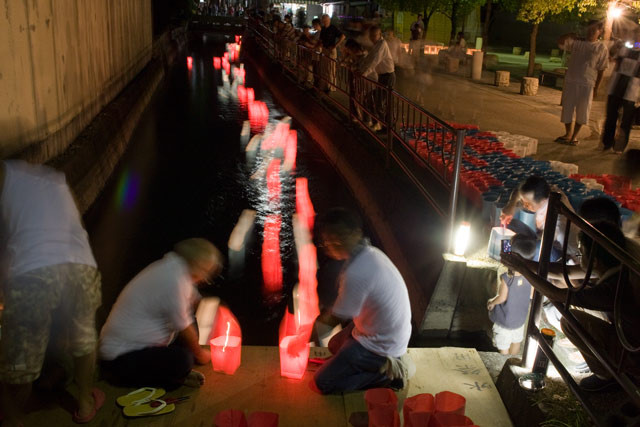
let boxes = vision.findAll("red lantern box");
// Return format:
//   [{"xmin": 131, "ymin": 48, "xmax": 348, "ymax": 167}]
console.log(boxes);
[
  {"xmin": 435, "ymin": 391, "xmax": 466, "ymax": 416},
  {"xmin": 365, "ymin": 389, "xmax": 399, "ymax": 427},
  {"xmin": 262, "ymin": 214, "xmax": 283, "ymax": 294},
  {"xmin": 403, "ymin": 393, "xmax": 434, "ymax": 427},
  {"xmin": 209, "ymin": 306, "xmax": 242, "ymax": 375},
  {"xmin": 278, "ymin": 310, "xmax": 311, "ymax": 379}
]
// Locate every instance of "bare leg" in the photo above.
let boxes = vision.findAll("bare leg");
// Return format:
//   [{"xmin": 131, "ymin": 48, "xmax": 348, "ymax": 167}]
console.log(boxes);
[
  {"xmin": 509, "ymin": 342, "xmax": 521, "ymax": 355},
  {"xmin": 74, "ymin": 351, "xmax": 95, "ymax": 418},
  {"xmin": 499, "ymin": 349, "xmax": 510, "ymax": 355},
  {"xmin": 570, "ymin": 124, "xmax": 582, "ymax": 142},
  {"xmin": 558, "ymin": 123, "xmax": 572, "ymax": 140},
  {"xmin": 2, "ymin": 382, "xmax": 31, "ymax": 427}
]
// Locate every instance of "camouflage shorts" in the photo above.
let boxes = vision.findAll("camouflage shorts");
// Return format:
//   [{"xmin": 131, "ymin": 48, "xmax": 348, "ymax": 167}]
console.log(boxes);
[{"xmin": 0, "ymin": 263, "xmax": 102, "ymax": 384}]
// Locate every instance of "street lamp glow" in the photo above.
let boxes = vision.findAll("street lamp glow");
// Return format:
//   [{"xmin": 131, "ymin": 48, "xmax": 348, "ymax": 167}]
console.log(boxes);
[
  {"xmin": 609, "ymin": 5, "xmax": 623, "ymax": 19},
  {"xmin": 453, "ymin": 221, "xmax": 471, "ymax": 256}
]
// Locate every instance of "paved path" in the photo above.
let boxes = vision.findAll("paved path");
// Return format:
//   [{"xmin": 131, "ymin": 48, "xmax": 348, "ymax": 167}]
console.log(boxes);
[{"xmin": 394, "ymin": 64, "xmax": 640, "ymax": 185}]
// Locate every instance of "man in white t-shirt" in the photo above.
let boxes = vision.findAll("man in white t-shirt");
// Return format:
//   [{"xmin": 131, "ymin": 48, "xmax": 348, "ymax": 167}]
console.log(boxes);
[
  {"xmin": 0, "ymin": 160, "xmax": 103, "ymax": 425},
  {"xmin": 99, "ymin": 238, "xmax": 222, "ymax": 389},
  {"xmin": 556, "ymin": 20, "xmax": 609, "ymax": 145},
  {"xmin": 313, "ymin": 208, "xmax": 413, "ymax": 394}
]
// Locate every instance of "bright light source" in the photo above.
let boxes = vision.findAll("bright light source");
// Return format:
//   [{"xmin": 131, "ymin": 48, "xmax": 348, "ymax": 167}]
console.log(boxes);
[
  {"xmin": 625, "ymin": 40, "xmax": 634, "ymax": 48},
  {"xmin": 609, "ymin": 4, "xmax": 623, "ymax": 19},
  {"xmin": 453, "ymin": 221, "xmax": 471, "ymax": 256}
]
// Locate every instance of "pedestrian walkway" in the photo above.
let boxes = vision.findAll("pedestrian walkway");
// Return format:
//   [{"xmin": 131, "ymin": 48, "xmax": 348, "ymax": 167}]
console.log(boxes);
[{"xmin": 392, "ymin": 64, "xmax": 639, "ymax": 186}]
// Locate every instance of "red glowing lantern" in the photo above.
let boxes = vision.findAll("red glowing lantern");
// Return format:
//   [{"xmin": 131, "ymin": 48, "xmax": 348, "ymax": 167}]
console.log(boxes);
[
  {"xmin": 435, "ymin": 391, "xmax": 466, "ymax": 416},
  {"xmin": 261, "ymin": 214, "xmax": 282, "ymax": 294},
  {"xmin": 209, "ymin": 306, "xmax": 242, "ymax": 375},
  {"xmin": 224, "ymin": 52, "xmax": 229, "ymax": 60},
  {"xmin": 246, "ymin": 88, "xmax": 255, "ymax": 103},
  {"xmin": 296, "ymin": 242, "xmax": 319, "ymax": 326},
  {"xmin": 237, "ymin": 85, "xmax": 247, "ymax": 104},
  {"xmin": 235, "ymin": 35, "xmax": 241, "ymax": 43},
  {"xmin": 278, "ymin": 310, "xmax": 311, "ymax": 379},
  {"xmin": 283, "ymin": 130, "xmax": 297, "ymax": 171},
  {"xmin": 214, "ymin": 57, "xmax": 221, "ymax": 69},
  {"xmin": 295, "ymin": 178, "xmax": 315, "ymax": 232},
  {"xmin": 187, "ymin": 56, "xmax": 193, "ymax": 71},
  {"xmin": 214, "ymin": 409, "xmax": 248, "ymax": 427}
]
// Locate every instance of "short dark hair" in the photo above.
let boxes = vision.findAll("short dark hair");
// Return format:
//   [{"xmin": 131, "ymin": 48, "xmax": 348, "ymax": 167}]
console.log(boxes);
[
  {"xmin": 519, "ymin": 176, "xmax": 550, "ymax": 203},
  {"xmin": 312, "ymin": 18, "xmax": 321, "ymax": 26},
  {"xmin": 579, "ymin": 197, "xmax": 621, "ymax": 227},
  {"xmin": 317, "ymin": 207, "xmax": 362, "ymax": 239},
  {"xmin": 511, "ymin": 234, "xmax": 537, "ymax": 260},
  {"xmin": 579, "ymin": 221, "xmax": 626, "ymax": 270}
]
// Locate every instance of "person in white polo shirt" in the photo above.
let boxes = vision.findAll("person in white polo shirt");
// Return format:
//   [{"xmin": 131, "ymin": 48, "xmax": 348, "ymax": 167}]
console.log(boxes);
[
  {"xmin": 0, "ymin": 160, "xmax": 103, "ymax": 426},
  {"xmin": 313, "ymin": 208, "xmax": 413, "ymax": 394},
  {"xmin": 99, "ymin": 238, "xmax": 222, "ymax": 389}
]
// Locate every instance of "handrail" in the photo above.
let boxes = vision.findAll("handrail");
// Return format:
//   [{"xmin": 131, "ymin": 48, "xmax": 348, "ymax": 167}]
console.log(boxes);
[
  {"xmin": 246, "ymin": 18, "xmax": 465, "ymax": 231},
  {"xmin": 521, "ymin": 192, "xmax": 640, "ymax": 425}
]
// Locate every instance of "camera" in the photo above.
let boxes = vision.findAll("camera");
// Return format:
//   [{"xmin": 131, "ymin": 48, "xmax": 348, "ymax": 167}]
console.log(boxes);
[{"xmin": 501, "ymin": 239, "xmax": 512, "ymax": 254}]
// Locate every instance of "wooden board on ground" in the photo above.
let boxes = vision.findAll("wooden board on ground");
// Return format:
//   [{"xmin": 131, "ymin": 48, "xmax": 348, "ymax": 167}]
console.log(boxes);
[{"xmin": 21, "ymin": 346, "xmax": 512, "ymax": 426}]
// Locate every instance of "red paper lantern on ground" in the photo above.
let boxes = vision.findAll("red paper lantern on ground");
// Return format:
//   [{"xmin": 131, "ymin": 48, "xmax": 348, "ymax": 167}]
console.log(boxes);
[
  {"xmin": 435, "ymin": 391, "xmax": 466, "ymax": 416},
  {"xmin": 213, "ymin": 57, "xmax": 221, "ymax": 69},
  {"xmin": 403, "ymin": 393, "xmax": 435, "ymax": 427},
  {"xmin": 365, "ymin": 389, "xmax": 399, "ymax": 427},
  {"xmin": 278, "ymin": 310, "xmax": 311, "ymax": 379},
  {"xmin": 262, "ymin": 214, "xmax": 282, "ymax": 294},
  {"xmin": 209, "ymin": 306, "xmax": 242, "ymax": 375},
  {"xmin": 214, "ymin": 409, "xmax": 248, "ymax": 427},
  {"xmin": 187, "ymin": 56, "xmax": 193, "ymax": 71}
]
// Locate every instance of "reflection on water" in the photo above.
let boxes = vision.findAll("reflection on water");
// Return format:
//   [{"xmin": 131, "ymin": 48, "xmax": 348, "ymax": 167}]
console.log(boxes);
[{"xmin": 85, "ymin": 32, "xmax": 363, "ymax": 345}]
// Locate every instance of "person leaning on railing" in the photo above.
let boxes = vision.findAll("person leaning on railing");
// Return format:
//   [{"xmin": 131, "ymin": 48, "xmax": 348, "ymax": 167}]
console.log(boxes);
[
  {"xmin": 502, "ymin": 220, "xmax": 640, "ymax": 392},
  {"xmin": 318, "ymin": 14, "xmax": 345, "ymax": 93},
  {"xmin": 297, "ymin": 25, "xmax": 317, "ymax": 86}
]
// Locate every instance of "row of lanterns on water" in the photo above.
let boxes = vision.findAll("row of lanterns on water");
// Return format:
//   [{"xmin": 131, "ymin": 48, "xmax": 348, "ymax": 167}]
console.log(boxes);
[{"xmin": 205, "ymin": 37, "xmax": 319, "ymax": 379}]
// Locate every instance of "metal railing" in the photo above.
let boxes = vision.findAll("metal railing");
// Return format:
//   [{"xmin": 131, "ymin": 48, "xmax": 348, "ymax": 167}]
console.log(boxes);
[
  {"xmin": 522, "ymin": 192, "xmax": 640, "ymax": 426},
  {"xmin": 248, "ymin": 19, "xmax": 465, "ymax": 242}
]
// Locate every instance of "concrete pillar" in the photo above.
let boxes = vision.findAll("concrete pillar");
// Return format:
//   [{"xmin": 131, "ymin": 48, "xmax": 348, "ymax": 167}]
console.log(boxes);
[{"xmin": 471, "ymin": 51, "xmax": 483, "ymax": 80}]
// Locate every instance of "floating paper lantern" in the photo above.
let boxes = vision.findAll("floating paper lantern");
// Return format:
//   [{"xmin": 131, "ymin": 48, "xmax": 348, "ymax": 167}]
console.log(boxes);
[
  {"xmin": 209, "ymin": 306, "xmax": 242, "ymax": 375},
  {"xmin": 278, "ymin": 310, "xmax": 310, "ymax": 379},
  {"xmin": 213, "ymin": 57, "xmax": 221, "ymax": 69},
  {"xmin": 282, "ymin": 130, "xmax": 297, "ymax": 172},
  {"xmin": 224, "ymin": 52, "xmax": 229, "ymax": 60},
  {"xmin": 187, "ymin": 56, "xmax": 193, "ymax": 70},
  {"xmin": 266, "ymin": 159, "xmax": 281, "ymax": 206},
  {"xmin": 246, "ymin": 88, "xmax": 255, "ymax": 103},
  {"xmin": 237, "ymin": 85, "xmax": 247, "ymax": 104},
  {"xmin": 261, "ymin": 214, "xmax": 282, "ymax": 294},
  {"xmin": 235, "ymin": 35, "xmax": 241, "ymax": 43},
  {"xmin": 295, "ymin": 178, "xmax": 315, "ymax": 232}
]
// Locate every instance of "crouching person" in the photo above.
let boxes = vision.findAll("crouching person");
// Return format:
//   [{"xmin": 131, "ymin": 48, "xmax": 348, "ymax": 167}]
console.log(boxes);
[
  {"xmin": 313, "ymin": 208, "xmax": 414, "ymax": 394},
  {"xmin": 99, "ymin": 238, "xmax": 223, "ymax": 389}
]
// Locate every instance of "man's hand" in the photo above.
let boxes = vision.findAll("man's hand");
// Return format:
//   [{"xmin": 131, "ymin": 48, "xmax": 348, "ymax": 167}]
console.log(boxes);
[
  {"xmin": 500, "ymin": 213, "xmax": 513, "ymax": 227},
  {"xmin": 487, "ymin": 298, "xmax": 497, "ymax": 311},
  {"xmin": 195, "ymin": 348, "xmax": 211, "ymax": 365}
]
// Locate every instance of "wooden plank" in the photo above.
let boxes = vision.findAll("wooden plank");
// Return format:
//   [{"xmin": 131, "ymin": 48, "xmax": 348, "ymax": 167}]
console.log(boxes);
[{"xmin": 20, "ymin": 347, "xmax": 511, "ymax": 426}]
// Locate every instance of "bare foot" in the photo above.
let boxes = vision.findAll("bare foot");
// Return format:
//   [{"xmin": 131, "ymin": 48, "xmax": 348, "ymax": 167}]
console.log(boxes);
[{"xmin": 183, "ymin": 370, "xmax": 205, "ymax": 388}]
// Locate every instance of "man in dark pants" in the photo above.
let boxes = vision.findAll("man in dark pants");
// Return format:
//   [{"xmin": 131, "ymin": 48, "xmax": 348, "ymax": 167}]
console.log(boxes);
[
  {"xmin": 99, "ymin": 239, "xmax": 223, "ymax": 389},
  {"xmin": 318, "ymin": 14, "xmax": 345, "ymax": 92},
  {"xmin": 312, "ymin": 208, "xmax": 413, "ymax": 394},
  {"xmin": 602, "ymin": 36, "xmax": 640, "ymax": 154}
]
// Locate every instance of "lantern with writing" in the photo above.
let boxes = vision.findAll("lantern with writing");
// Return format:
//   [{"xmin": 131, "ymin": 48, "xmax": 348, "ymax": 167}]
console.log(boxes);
[
  {"xmin": 209, "ymin": 306, "xmax": 242, "ymax": 375},
  {"xmin": 278, "ymin": 310, "xmax": 311, "ymax": 379}
]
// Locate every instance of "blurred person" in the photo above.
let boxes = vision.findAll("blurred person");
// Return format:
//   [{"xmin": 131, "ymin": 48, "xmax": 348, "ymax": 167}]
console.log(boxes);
[
  {"xmin": 385, "ymin": 29, "xmax": 402, "ymax": 66},
  {"xmin": 0, "ymin": 160, "xmax": 103, "ymax": 425},
  {"xmin": 311, "ymin": 18, "xmax": 323, "ymax": 88},
  {"xmin": 602, "ymin": 31, "xmax": 640, "ymax": 154},
  {"xmin": 313, "ymin": 208, "xmax": 414, "ymax": 394},
  {"xmin": 340, "ymin": 39, "xmax": 368, "ymax": 123},
  {"xmin": 319, "ymin": 14, "xmax": 345, "ymax": 93},
  {"xmin": 297, "ymin": 25, "xmax": 317, "ymax": 85},
  {"xmin": 99, "ymin": 239, "xmax": 223, "ymax": 389},
  {"xmin": 487, "ymin": 235, "xmax": 535, "ymax": 355},
  {"xmin": 556, "ymin": 20, "xmax": 608, "ymax": 146},
  {"xmin": 410, "ymin": 14, "xmax": 424, "ymax": 41},
  {"xmin": 502, "ymin": 221, "xmax": 640, "ymax": 392},
  {"xmin": 358, "ymin": 25, "xmax": 395, "ymax": 132}
]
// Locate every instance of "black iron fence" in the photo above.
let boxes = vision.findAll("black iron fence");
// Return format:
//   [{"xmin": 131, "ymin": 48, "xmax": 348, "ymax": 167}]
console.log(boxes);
[
  {"xmin": 248, "ymin": 19, "xmax": 465, "ymax": 245},
  {"xmin": 523, "ymin": 192, "xmax": 640, "ymax": 426}
]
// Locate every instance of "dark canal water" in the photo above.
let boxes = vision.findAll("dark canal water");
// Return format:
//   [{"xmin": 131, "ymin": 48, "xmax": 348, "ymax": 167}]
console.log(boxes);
[{"xmin": 84, "ymin": 32, "xmax": 366, "ymax": 345}]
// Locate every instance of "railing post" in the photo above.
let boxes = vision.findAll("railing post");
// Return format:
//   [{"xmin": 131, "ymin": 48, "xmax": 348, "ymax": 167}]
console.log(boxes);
[
  {"xmin": 447, "ymin": 129, "xmax": 465, "ymax": 253},
  {"xmin": 521, "ymin": 191, "xmax": 560, "ymax": 366},
  {"xmin": 386, "ymin": 87, "xmax": 393, "ymax": 168}
]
